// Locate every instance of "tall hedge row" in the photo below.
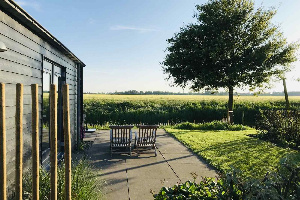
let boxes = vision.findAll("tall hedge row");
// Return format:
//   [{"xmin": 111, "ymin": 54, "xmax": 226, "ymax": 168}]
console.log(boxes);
[{"xmin": 83, "ymin": 99, "xmax": 300, "ymax": 126}]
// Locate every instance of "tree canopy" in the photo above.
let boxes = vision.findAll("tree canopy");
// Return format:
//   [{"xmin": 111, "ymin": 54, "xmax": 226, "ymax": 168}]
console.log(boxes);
[{"xmin": 162, "ymin": 0, "xmax": 298, "ymax": 122}]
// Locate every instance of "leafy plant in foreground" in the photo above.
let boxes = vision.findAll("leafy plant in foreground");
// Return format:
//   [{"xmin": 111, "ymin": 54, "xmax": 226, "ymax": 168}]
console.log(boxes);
[
  {"xmin": 154, "ymin": 157, "xmax": 300, "ymax": 200},
  {"xmin": 23, "ymin": 159, "xmax": 104, "ymax": 200}
]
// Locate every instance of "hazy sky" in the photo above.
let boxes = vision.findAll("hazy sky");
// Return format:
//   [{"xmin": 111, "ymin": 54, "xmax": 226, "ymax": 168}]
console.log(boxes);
[{"xmin": 16, "ymin": 0, "xmax": 300, "ymax": 93}]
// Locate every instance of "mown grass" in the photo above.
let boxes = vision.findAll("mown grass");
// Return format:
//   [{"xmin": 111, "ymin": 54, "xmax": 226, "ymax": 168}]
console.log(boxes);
[{"xmin": 165, "ymin": 128, "xmax": 300, "ymax": 179}]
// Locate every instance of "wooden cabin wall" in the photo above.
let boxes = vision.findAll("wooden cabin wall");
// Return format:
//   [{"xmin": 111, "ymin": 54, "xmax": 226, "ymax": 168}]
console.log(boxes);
[{"xmin": 0, "ymin": 9, "xmax": 78, "ymax": 191}]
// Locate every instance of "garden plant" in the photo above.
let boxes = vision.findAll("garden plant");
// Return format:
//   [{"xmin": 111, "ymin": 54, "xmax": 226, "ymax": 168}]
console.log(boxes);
[{"xmin": 22, "ymin": 159, "xmax": 103, "ymax": 200}]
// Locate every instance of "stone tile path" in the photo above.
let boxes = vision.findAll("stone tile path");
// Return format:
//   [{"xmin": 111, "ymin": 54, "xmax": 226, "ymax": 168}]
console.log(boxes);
[{"xmin": 84, "ymin": 129, "xmax": 217, "ymax": 200}]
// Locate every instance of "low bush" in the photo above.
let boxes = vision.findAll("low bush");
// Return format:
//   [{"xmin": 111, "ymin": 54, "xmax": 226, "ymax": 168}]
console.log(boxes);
[
  {"xmin": 256, "ymin": 110, "xmax": 300, "ymax": 149},
  {"xmin": 154, "ymin": 157, "xmax": 300, "ymax": 200},
  {"xmin": 173, "ymin": 121, "xmax": 250, "ymax": 131},
  {"xmin": 23, "ymin": 159, "xmax": 104, "ymax": 200},
  {"xmin": 83, "ymin": 98, "xmax": 300, "ymax": 127}
]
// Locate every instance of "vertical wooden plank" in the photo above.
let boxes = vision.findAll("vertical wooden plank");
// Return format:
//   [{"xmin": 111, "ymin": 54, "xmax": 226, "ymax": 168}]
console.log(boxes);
[
  {"xmin": 31, "ymin": 84, "xmax": 39, "ymax": 200},
  {"xmin": 63, "ymin": 84, "xmax": 71, "ymax": 200},
  {"xmin": 16, "ymin": 83, "xmax": 23, "ymax": 200},
  {"xmin": 50, "ymin": 84, "xmax": 57, "ymax": 200},
  {"xmin": 0, "ymin": 83, "xmax": 6, "ymax": 200}
]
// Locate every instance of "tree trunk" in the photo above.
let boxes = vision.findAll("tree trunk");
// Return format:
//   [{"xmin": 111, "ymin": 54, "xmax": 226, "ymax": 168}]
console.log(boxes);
[
  {"xmin": 283, "ymin": 78, "xmax": 290, "ymax": 109},
  {"xmin": 228, "ymin": 86, "xmax": 234, "ymax": 124}
]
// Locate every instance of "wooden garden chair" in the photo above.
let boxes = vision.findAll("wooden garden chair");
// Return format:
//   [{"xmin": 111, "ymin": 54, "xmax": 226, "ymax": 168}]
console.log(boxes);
[
  {"xmin": 110, "ymin": 125, "xmax": 134, "ymax": 156},
  {"xmin": 135, "ymin": 125, "xmax": 159, "ymax": 156}
]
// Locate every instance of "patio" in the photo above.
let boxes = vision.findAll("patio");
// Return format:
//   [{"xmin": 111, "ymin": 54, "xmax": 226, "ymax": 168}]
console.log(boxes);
[{"xmin": 83, "ymin": 129, "xmax": 217, "ymax": 200}]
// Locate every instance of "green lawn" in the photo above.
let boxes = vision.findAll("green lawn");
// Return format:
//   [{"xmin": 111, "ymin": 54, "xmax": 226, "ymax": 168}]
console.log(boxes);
[{"xmin": 165, "ymin": 128, "xmax": 300, "ymax": 178}]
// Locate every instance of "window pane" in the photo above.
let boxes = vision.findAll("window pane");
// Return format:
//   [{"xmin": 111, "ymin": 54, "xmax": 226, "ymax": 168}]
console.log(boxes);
[{"xmin": 42, "ymin": 72, "xmax": 50, "ymax": 152}]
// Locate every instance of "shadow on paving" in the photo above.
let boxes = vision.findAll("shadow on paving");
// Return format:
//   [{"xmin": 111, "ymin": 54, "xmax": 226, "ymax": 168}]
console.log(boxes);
[{"xmin": 81, "ymin": 129, "xmax": 218, "ymax": 200}]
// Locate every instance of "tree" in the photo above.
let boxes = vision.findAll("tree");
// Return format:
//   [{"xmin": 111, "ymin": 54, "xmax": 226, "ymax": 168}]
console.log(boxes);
[{"xmin": 162, "ymin": 0, "xmax": 298, "ymax": 123}]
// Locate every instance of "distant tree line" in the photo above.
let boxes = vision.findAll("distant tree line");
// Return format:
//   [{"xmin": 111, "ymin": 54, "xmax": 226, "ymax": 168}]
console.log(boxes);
[
  {"xmin": 83, "ymin": 90, "xmax": 300, "ymax": 96},
  {"xmin": 111, "ymin": 90, "xmax": 197, "ymax": 95}
]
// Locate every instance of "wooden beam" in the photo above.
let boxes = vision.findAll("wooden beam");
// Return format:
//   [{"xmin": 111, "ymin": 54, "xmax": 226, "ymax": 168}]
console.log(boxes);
[
  {"xmin": 50, "ymin": 84, "xmax": 57, "ymax": 200},
  {"xmin": 0, "ymin": 83, "xmax": 6, "ymax": 200},
  {"xmin": 63, "ymin": 84, "xmax": 71, "ymax": 200},
  {"xmin": 15, "ymin": 83, "xmax": 23, "ymax": 200},
  {"xmin": 31, "ymin": 84, "xmax": 39, "ymax": 200}
]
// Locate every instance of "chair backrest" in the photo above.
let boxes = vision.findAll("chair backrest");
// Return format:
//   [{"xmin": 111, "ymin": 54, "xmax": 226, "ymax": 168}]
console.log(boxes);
[
  {"xmin": 137, "ymin": 125, "xmax": 159, "ymax": 142},
  {"xmin": 110, "ymin": 125, "xmax": 134, "ymax": 144}
]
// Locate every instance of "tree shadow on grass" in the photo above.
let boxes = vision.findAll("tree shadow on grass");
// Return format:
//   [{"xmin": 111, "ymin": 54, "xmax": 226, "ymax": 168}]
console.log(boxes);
[{"xmin": 194, "ymin": 137, "xmax": 300, "ymax": 178}]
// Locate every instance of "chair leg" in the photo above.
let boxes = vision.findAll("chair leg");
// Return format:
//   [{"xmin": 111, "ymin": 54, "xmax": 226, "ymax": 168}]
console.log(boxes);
[
  {"xmin": 154, "ymin": 145, "xmax": 157, "ymax": 157},
  {"xmin": 110, "ymin": 144, "xmax": 112, "ymax": 157}
]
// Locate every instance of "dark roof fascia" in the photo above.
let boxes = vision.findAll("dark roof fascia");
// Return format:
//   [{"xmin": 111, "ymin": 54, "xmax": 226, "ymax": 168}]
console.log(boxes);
[{"xmin": 0, "ymin": 0, "xmax": 86, "ymax": 67}]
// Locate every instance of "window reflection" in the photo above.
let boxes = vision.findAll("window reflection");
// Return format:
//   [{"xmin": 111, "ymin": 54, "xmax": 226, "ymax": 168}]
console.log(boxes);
[
  {"xmin": 42, "ymin": 72, "xmax": 50, "ymax": 152},
  {"xmin": 42, "ymin": 62, "xmax": 63, "ymax": 154}
]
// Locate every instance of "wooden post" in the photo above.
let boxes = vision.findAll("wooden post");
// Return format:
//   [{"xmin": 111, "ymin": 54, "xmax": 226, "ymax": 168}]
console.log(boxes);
[
  {"xmin": 50, "ymin": 84, "xmax": 57, "ymax": 200},
  {"xmin": 0, "ymin": 83, "xmax": 6, "ymax": 200},
  {"xmin": 31, "ymin": 84, "xmax": 39, "ymax": 200},
  {"xmin": 63, "ymin": 85, "xmax": 71, "ymax": 200},
  {"xmin": 16, "ymin": 84, "xmax": 23, "ymax": 200}
]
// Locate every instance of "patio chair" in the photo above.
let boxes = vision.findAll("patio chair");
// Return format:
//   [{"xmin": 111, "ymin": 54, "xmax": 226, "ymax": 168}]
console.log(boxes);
[
  {"xmin": 110, "ymin": 125, "xmax": 134, "ymax": 156},
  {"xmin": 135, "ymin": 125, "xmax": 159, "ymax": 156}
]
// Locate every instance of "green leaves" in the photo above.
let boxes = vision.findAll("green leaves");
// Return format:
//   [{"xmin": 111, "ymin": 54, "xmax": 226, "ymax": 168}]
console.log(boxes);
[
  {"xmin": 82, "ymin": 97, "xmax": 300, "ymax": 127},
  {"xmin": 154, "ymin": 179, "xmax": 219, "ymax": 199},
  {"xmin": 23, "ymin": 159, "xmax": 104, "ymax": 200},
  {"xmin": 155, "ymin": 164, "xmax": 300, "ymax": 199},
  {"xmin": 173, "ymin": 121, "xmax": 251, "ymax": 131},
  {"xmin": 256, "ymin": 110, "xmax": 300, "ymax": 149}
]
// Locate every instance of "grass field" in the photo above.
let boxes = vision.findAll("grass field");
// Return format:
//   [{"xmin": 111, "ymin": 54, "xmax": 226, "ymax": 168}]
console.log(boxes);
[
  {"xmin": 81, "ymin": 94, "xmax": 300, "ymax": 126},
  {"xmin": 165, "ymin": 128, "xmax": 300, "ymax": 179},
  {"xmin": 83, "ymin": 94, "xmax": 300, "ymax": 102}
]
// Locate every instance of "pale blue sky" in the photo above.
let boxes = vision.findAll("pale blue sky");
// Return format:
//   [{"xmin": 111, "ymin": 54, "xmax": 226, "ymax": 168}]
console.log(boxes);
[{"xmin": 16, "ymin": 0, "xmax": 300, "ymax": 93}]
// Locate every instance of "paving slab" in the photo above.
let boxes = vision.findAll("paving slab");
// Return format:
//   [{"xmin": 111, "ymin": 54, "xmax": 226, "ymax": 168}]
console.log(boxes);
[
  {"xmin": 127, "ymin": 179, "xmax": 180, "ymax": 200},
  {"xmin": 167, "ymin": 163, "xmax": 218, "ymax": 182},
  {"xmin": 82, "ymin": 129, "xmax": 218, "ymax": 200}
]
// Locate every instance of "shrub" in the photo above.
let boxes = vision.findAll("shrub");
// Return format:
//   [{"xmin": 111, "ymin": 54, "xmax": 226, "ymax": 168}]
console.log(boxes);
[
  {"xmin": 154, "ymin": 157, "xmax": 300, "ymax": 200},
  {"xmin": 23, "ymin": 159, "xmax": 104, "ymax": 200},
  {"xmin": 83, "ymin": 98, "xmax": 300, "ymax": 127},
  {"xmin": 256, "ymin": 110, "xmax": 300, "ymax": 148},
  {"xmin": 173, "ymin": 121, "xmax": 250, "ymax": 131}
]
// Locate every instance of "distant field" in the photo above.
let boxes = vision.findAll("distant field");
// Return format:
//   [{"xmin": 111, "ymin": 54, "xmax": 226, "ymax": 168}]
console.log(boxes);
[
  {"xmin": 82, "ymin": 94, "xmax": 300, "ymax": 126},
  {"xmin": 83, "ymin": 94, "xmax": 300, "ymax": 102}
]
